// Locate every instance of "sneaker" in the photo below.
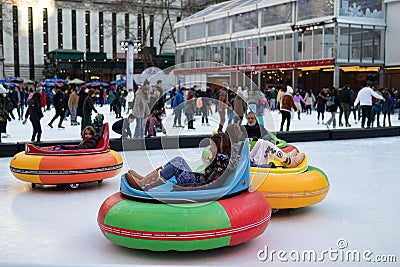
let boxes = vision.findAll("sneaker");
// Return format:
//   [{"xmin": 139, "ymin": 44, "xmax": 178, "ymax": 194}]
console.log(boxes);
[
  {"xmin": 285, "ymin": 153, "xmax": 305, "ymax": 168},
  {"xmin": 58, "ymin": 125, "xmax": 65, "ymax": 129}
]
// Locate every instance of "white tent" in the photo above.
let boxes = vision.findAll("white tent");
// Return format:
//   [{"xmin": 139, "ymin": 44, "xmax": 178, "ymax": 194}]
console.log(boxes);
[{"xmin": 68, "ymin": 78, "xmax": 85, "ymax": 84}]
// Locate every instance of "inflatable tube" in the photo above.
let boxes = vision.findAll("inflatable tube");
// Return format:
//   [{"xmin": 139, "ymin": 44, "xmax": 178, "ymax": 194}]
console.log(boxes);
[
  {"xmin": 9, "ymin": 123, "xmax": 123, "ymax": 187},
  {"xmin": 97, "ymin": 190, "xmax": 271, "ymax": 251},
  {"xmin": 120, "ymin": 140, "xmax": 251, "ymax": 203},
  {"xmin": 250, "ymin": 157, "xmax": 329, "ymax": 209}
]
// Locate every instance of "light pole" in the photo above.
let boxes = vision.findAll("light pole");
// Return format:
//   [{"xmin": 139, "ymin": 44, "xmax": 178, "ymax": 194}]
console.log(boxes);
[{"xmin": 120, "ymin": 40, "xmax": 142, "ymax": 90}]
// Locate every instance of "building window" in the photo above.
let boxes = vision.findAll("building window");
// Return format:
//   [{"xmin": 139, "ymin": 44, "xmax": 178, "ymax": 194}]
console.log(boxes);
[
  {"xmin": 186, "ymin": 23, "xmax": 205, "ymax": 41},
  {"xmin": 177, "ymin": 27, "xmax": 185, "ymax": 43},
  {"xmin": 112, "ymin": 13, "xmax": 116, "ymax": 59},
  {"xmin": 72, "ymin": 10, "xmax": 77, "ymax": 50},
  {"xmin": 208, "ymin": 17, "xmax": 228, "ymax": 37},
  {"xmin": 339, "ymin": 0, "xmax": 383, "ymax": 19},
  {"xmin": 232, "ymin": 10, "xmax": 258, "ymax": 33},
  {"xmin": 261, "ymin": 3, "xmax": 292, "ymax": 27},
  {"xmin": 99, "ymin": 12, "xmax": 104, "ymax": 52},
  {"xmin": 13, "ymin": 5, "xmax": 20, "ymax": 77},
  {"xmin": 43, "ymin": 8, "xmax": 48, "ymax": 58},
  {"xmin": 125, "ymin": 13, "xmax": 129, "ymax": 39},
  {"xmin": 58, "ymin": 9, "xmax": 63, "ymax": 48},
  {"xmin": 267, "ymin": 36, "xmax": 276, "ymax": 63},
  {"xmin": 260, "ymin": 37, "xmax": 266, "ymax": 64},
  {"xmin": 297, "ymin": 0, "xmax": 334, "ymax": 21},
  {"xmin": 85, "ymin": 11, "xmax": 90, "ymax": 52},
  {"xmin": 28, "ymin": 7, "xmax": 34, "ymax": 79}
]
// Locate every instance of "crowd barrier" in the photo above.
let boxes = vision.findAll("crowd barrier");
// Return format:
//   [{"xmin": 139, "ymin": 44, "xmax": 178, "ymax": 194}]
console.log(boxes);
[{"xmin": 1, "ymin": 126, "xmax": 399, "ymax": 158}]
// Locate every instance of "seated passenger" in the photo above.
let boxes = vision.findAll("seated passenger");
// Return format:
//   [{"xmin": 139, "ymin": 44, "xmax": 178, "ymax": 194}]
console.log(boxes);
[
  {"xmin": 58, "ymin": 126, "xmax": 101, "ymax": 150},
  {"xmin": 241, "ymin": 112, "xmax": 272, "ymax": 141},
  {"xmin": 125, "ymin": 133, "xmax": 232, "ymax": 191},
  {"xmin": 250, "ymin": 139, "xmax": 305, "ymax": 168}
]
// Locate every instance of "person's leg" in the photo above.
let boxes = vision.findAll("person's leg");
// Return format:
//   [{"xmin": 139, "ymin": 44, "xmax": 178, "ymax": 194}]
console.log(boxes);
[
  {"xmin": 343, "ymin": 104, "xmax": 350, "ymax": 126},
  {"xmin": 326, "ymin": 112, "xmax": 334, "ymax": 127},
  {"xmin": 58, "ymin": 109, "xmax": 65, "ymax": 127},
  {"xmin": 339, "ymin": 104, "xmax": 344, "ymax": 126},
  {"xmin": 360, "ymin": 106, "xmax": 367, "ymax": 128},
  {"xmin": 48, "ymin": 112, "xmax": 58, "ymax": 127},
  {"xmin": 383, "ymin": 113, "xmax": 386, "ymax": 127},
  {"xmin": 332, "ymin": 112, "xmax": 337, "ymax": 128},
  {"xmin": 376, "ymin": 109, "xmax": 381, "ymax": 127},
  {"xmin": 218, "ymin": 109, "xmax": 226, "ymax": 131},
  {"xmin": 177, "ymin": 108, "xmax": 182, "ymax": 126},
  {"xmin": 257, "ymin": 140, "xmax": 305, "ymax": 168},
  {"xmin": 366, "ymin": 105, "xmax": 372, "ymax": 128},
  {"xmin": 280, "ymin": 112, "xmax": 286, "ymax": 131},
  {"xmin": 370, "ymin": 106, "xmax": 377, "ymax": 127},
  {"xmin": 286, "ymin": 111, "xmax": 291, "ymax": 131}
]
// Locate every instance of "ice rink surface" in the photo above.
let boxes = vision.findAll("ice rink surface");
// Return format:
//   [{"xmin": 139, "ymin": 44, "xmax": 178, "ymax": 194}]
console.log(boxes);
[{"xmin": 1, "ymin": 136, "xmax": 399, "ymax": 266}]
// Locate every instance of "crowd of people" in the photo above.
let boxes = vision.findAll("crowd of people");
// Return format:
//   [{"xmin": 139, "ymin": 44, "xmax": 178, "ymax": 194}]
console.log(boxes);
[{"xmin": 1, "ymin": 80, "xmax": 400, "ymax": 144}]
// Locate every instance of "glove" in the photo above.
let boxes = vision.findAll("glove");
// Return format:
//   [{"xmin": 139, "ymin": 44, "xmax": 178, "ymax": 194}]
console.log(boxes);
[{"xmin": 22, "ymin": 119, "xmax": 27, "ymax": 125}]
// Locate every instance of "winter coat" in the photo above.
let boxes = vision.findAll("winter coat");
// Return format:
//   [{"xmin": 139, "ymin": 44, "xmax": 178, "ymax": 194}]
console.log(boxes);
[
  {"xmin": 60, "ymin": 134, "xmax": 101, "ymax": 150},
  {"xmin": 217, "ymin": 89, "xmax": 229, "ymax": 110},
  {"xmin": 77, "ymin": 90, "xmax": 88, "ymax": 117},
  {"xmin": 83, "ymin": 95, "xmax": 97, "ymax": 115},
  {"xmin": 184, "ymin": 98, "xmax": 196, "ymax": 115},
  {"xmin": 315, "ymin": 93, "xmax": 327, "ymax": 113},
  {"xmin": 326, "ymin": 91, "xmax": 340, "ymax": 112},
  {"xmin": 233, "ymin": 95, "xmax": 247, "ymax": 117},
  {"xmin": 25, "ymin": 98, "xmax": 43, "ymax": 122},
  {"xmin": 68, "ymin": 91, "xmax": 79, "ymax": 109},
  {"xmin": 280, "ymin": 93, "xmax": 297, "ymax": 112},
  {"xmin": 172, "ymin": 91, "xmax": 184, "ymax": 109},
  {"xmin": 52, "ymin": 90, "xmax": 66, "ymax": 112},
  {"xmin": 339, "ymin": 88, "xmax": 352, "ymax": 105},
  {"xmin": 132, "ymin": 89, "xmax": 150, "ymax": 119},
  {"xmin": 143, "ymin": 114, "xmax": 166, "ymax": 136}
]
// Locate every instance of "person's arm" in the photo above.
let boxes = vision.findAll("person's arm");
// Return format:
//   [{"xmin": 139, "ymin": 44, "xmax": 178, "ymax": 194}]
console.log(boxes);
[
  {"xmin": 91, "ymin": 98, "xmax": 98, "ymax": 113},
  {"xmin": 354, "ymin": 95, "xmax": 360, "ymax": 107},
  {"xmin": 59, "ymin": 144, "xmax": 79, "ymax": 150},
  {"xmin": 370, "ymin": 89, "xmax": 385, "ymax": 101},
  {"xmin": 78, "ymin": 135, "xmax": 99, "ymax": 149}
]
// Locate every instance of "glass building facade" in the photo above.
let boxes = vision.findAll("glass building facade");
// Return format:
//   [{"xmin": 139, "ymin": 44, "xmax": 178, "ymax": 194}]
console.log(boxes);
[{"xmin": 175, "ymin": 0, "xmax": 386, "ymax": 91}]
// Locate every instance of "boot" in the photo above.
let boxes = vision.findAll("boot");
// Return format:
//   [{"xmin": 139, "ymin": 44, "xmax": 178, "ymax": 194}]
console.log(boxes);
[
  {"xmin": 36, "ymin": 133, "xmax": 41, "ymax": 143},
  {"xmin": 283, "ymin": 153, "xmax": 305, "ymax": 168},
  {"xmin": 126, "ymin": 167, "xmax": 163, "ymax": 191}
]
